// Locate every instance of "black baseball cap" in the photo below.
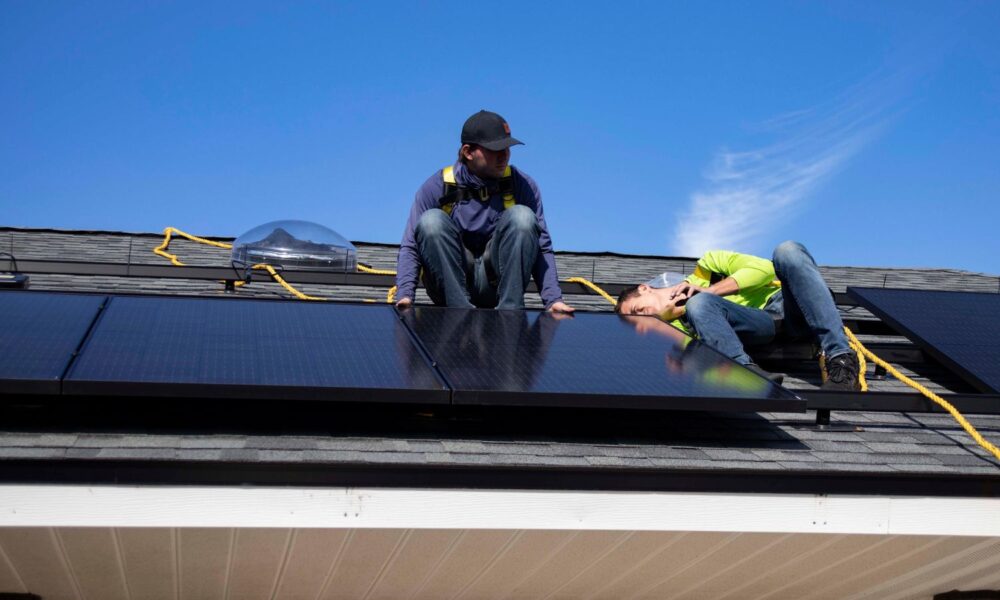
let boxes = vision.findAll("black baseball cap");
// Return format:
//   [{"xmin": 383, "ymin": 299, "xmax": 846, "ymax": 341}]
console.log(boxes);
[{"xmin": 461, "ymin": 110, "xmax": 524, "ymax": 151}]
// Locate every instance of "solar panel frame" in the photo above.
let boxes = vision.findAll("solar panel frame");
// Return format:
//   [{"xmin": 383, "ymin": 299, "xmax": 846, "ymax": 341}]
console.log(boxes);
[
  {"xmin": 399, "ymin": 306, "xmax": 804, "ymax": 412},
  {"xmin": 0, "ymin": 291, "xmax": 107, "ymax": 395},
  {"xmin": 848, "ymin": 287, "xmax": 1000, "ymax": 394},
  {"xmin": 63, "ymin": 295, "xmax": 451, "ymax": 403}
]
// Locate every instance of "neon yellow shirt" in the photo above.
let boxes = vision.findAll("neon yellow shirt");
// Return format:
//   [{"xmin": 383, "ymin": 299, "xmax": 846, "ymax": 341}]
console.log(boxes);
[{"xmin": 667, "ymin": 250, "xmax": 782, "ymax": 334}]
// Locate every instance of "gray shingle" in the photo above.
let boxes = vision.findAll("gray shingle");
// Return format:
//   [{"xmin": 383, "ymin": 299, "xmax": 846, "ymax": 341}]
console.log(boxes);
[
  {"xmin": 701, "ymin": 448, "xmax": 759, "ymax": 461},
  {"xmin": 0, "ymin": 447, "xmax": 67, "ymax": 459},
  {"xmin": 810, "ymin": 451, "xmax": 942, "ymax": 466},
  {"xmin": 751, "ymin": 449, "xmax": 821, "ymax": 462}
]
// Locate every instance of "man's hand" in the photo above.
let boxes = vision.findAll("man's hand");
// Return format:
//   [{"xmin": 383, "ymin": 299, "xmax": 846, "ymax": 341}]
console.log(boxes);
[
  {"xmin": 669, "ymin": 283, "xmax": 700, "ymax": 300},
  {"xmin": 547, "ymin": 301, "xmax": 575, "ymax": 314},
  {"xmin": 395, "ymin": 297, "xmax": 413, "ymax": 309}
]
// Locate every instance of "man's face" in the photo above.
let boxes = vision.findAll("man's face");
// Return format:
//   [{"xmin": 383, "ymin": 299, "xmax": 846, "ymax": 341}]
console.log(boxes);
[
  {"xmin": 619, "ymin": 284, "xmax": 687, "ymax": 321},
  {"xmin": 463, "ymin": 144, "xmax": 510, "ymax": 180}
]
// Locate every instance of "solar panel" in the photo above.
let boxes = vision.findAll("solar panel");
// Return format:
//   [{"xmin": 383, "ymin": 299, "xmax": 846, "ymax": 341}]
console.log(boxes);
[
  {"xmin": 399, "ymin": 307, "xmax": 804, "ymax": 411},
  {"xmin": 848, "ymin": 287, "xmax": 1000, "ymax": 393},
  {"xmin": 0, "ymin": 291, "xmax": 106, "ymax": 394},
  {"xmin": 64, "ymin": 296, "xmax": 449, "ymax": 403}
]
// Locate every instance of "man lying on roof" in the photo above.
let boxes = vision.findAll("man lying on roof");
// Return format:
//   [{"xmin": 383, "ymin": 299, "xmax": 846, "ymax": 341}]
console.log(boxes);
[
  {"xmin": 614, "ymin": 241, "xmax": 862, "ymax": 391},
  {"xmin": 394, "ymin": 110, "xmax": 574, "ymax": 313}
]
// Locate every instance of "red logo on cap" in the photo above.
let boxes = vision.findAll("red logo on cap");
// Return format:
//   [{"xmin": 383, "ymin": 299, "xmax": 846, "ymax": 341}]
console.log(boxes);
[{"xmin": 503, "ymin": 122, "xmax": 510, "ymax": 134}]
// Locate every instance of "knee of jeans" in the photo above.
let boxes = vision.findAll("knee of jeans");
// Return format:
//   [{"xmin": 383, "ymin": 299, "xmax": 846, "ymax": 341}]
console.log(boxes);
[
  {"xmin": 772, "ymin": 240, "xmax": 807, "ymax": 268},
  {"xmin": 416, "ymin": 209, "xmax": 452, "ymax": 239},
  {"xmin": 684, "ymin": 292, "xmax": 718, "ymax": 321},
  {"xmin": 503, "ymin": 204, "xmax": 538, "ymax": 233}
]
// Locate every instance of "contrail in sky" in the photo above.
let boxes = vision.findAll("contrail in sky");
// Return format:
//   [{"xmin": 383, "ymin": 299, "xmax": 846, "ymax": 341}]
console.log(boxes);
[{"xmin": 671, "ymin": 69, "xmax": 911, "ymax": 257}]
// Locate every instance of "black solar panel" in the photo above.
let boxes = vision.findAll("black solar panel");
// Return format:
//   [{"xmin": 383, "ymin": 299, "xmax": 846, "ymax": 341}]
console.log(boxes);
[
  {"xmin": 0, "ymin": 291, "xmax": 106, "ymax": 394},
  {"xmin": 848, "ymin": 287, "xmax": 1000, "ymax": 393},
  {"xmin": 64, "ymin": 296, "xmax": 449, "ymax": 403},
  {"xmin": 399, "ymin": 307, "xmax": 804, "ymax": 411}
]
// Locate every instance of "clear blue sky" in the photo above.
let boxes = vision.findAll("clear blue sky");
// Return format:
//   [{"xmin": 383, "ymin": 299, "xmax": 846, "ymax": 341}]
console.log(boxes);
[{"xmin": 3, "ymin": 1, "xmax": 998, "ymax": 275}]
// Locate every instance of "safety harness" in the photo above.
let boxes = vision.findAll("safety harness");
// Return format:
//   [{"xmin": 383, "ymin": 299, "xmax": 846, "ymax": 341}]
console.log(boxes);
[{"xmin": 439, "ymin": 165, "xmax": 517, "ymax": 215}]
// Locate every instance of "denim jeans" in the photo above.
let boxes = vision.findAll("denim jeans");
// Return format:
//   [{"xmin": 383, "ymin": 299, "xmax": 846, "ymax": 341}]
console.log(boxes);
[
  {"xmin": 415, "ymin": 205, "xmax": 539, "ymax": 309},
  {"xmin": 683, "ymin": 241, "xmax": 852, "ymax": 365}
]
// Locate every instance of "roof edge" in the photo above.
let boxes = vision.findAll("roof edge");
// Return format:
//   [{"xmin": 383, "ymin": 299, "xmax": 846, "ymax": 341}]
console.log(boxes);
[
  {"xmin": 4, "ymin": 484, "xmax": 999, "ymax": 537},
  {"xmin": 2, "ymin": 459, "xmax": 998, "ymax": 498}
]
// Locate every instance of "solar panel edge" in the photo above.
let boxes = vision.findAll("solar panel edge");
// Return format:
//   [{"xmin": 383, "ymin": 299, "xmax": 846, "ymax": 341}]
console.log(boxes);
[
  {"xmin": 61, "ymin": 379, "xmax": 450, "ymax": 404},
  {"xmin": 847, "ymin": 287, "xmax": 1000, "ymax": 394},
  {"xmin": 451, "ymin": 389, "xmax": 805, "ymax": 412}
]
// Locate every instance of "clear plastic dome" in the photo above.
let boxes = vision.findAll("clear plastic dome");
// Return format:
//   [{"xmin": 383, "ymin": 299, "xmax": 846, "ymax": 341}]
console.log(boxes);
[{"xmin": 230, "ymin": 220, "xmax": 357, "ymax": 272}]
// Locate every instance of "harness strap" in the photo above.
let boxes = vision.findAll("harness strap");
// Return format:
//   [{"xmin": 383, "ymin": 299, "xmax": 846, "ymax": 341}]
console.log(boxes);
[{"xmin": 439, "ymin": 165, "xmax": 516, "ymax": 215}]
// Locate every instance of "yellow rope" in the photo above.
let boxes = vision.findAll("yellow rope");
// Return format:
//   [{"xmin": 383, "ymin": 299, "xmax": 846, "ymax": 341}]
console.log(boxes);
[
  {"xmin": 154, "ymin": 227, "xmax": 402, "ymax": 302},
  {"xmin": 357, "ymin": 263, "xmax": 397, "ymax": 276},
  {"xmin": 843, "ymin": 326, "xmax": 1000, "ymax": 461},
  {"xmin": 821, "ymin": 333, "xmax": 869, "ymax": 392},
  {"xmin": 357, "ymin": 263, "xmax": 399, "ymax": 303},
  {"xmin": 846, "ymin": 329, "xmax": 868, "ymax": 392},
  {"xmin": 567, "ymin": 276, "xmax": 618, "ymax": 306},
  {"xmin": 153, "ymin": 226, "xmax": 234, "ymax": 266},
  {"xmin": 249, "ymin": 264, "xmax": 328, "ymax": 301}
]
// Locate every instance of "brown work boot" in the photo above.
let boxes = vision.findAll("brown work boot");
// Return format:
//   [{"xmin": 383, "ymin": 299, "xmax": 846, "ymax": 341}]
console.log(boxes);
[{"xmin": 821, "ymin": 352, "xmax": 862, "ymax": 391}]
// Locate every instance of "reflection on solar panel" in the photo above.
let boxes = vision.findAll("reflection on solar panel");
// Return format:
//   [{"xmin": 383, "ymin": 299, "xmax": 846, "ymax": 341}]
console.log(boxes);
[
  {"xmin": 0, "ymin": 291, "xmax": 106, "ymax": 394},
  {"xmin": 64, "ymin": 296, "xmax": 449, "ymax": 403},
  {"xmin": 399, "ymin": 307, "xmax": 804, "ymax": 411},
  {"xmin": 848, "ymin": 287, "xmax": 1000, "ymax": 393}
]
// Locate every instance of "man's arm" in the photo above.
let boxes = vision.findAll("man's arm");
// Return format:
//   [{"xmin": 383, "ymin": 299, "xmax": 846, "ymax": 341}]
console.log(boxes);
[
  {"xmin": 517, "ymin": 170, "xmax": 573, "ymax": 312},
  {"xmin": 672, "ymin": 250, "xmax": 775, "ymax": 300},
  {"xmin": 395, "ymin": 173, "xmax": 444, "ymax": 305}
]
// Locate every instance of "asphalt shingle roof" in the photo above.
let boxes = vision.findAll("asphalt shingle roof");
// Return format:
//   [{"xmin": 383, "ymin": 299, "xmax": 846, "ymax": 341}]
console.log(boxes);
[{"xmin": 2, "ymin": 226, "xmax": 999, "ymax": 490}]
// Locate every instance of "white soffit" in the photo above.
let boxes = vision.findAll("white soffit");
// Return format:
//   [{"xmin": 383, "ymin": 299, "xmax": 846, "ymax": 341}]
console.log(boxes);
[{"xmin": 1, "ymin": 485, "xmax": 999, "ymax": 537}]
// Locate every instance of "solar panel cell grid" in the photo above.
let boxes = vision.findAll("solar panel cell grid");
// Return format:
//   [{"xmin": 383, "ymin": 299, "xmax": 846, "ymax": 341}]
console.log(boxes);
[
  {"xmin": 400, "ymin": 306, "xmax": 803, "ymax": 411},
  {"xmin": 848, "ymin": 287, "xmax": 1000, "ymax": 393},
  {"xmin": 64, "ymin": 296, "xmax": 448, "ymax": 402},
  {"xmin": 0, "ymin": 291, "xmax": 106, "ymax": 394}
]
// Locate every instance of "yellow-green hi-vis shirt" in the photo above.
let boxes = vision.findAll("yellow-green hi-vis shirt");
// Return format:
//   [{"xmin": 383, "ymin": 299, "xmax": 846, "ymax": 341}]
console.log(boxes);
[{"xmin": 647, "ymin": 250, "xmax": 782, "ymax": 335}]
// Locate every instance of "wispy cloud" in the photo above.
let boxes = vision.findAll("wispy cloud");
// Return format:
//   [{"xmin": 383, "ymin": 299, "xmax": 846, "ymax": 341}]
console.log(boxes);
[{"xmin": 671, "ymin": 69, "xmax": 910, "ymax": 257}]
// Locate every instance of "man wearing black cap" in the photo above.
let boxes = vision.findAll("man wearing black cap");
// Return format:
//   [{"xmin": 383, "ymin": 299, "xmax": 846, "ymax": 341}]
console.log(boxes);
[{"xmin": 395, "ymin": 110, "xmax": 574, "ymax": 312}]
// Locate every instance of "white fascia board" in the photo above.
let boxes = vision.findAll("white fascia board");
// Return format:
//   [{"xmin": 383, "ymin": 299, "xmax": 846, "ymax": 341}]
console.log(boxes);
[{"xmin": 1, "ymin": 485, "xmax": 998, "ymax": 537}]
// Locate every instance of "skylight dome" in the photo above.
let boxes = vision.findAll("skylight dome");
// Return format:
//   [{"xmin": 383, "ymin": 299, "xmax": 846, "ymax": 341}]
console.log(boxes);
[{"xmin": 230, "ymin": 220, "xmax": 357, "ymax": 272}]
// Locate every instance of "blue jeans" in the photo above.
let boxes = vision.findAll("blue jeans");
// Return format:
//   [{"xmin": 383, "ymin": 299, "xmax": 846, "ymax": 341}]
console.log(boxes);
[
  {"xmin": 415, "ymin": 206, "xmax": 539, "ymax": 309},
  {"xmin": 683, "ymin": 241, "xmax": 852, "ymax": 365}
]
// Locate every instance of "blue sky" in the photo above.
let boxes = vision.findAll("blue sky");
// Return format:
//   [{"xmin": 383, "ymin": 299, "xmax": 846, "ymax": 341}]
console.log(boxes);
[{"xmin": 2, "ymin": 1, "xmax": 999, "ymax": 275}]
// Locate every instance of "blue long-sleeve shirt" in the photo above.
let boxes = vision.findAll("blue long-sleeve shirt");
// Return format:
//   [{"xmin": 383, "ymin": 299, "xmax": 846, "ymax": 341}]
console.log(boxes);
[{"xmin": 395, "ymin": 162, "xmax": 564, "ymax": 307}]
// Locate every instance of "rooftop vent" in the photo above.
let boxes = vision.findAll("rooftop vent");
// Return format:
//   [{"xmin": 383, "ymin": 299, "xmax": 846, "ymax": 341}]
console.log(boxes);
[
  {"xmin": 231, "ymin": 220, "xmax": 357, "ymax": 273},
  {"xmin": 0, "ymin": 252, "xmax": 29, "ymax": 289}
]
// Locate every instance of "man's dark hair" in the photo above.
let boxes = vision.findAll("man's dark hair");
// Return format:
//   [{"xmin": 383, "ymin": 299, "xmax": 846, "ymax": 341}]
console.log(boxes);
[{"xmin": 614, "ymin": 285, "xmax": 641, "ymax": 313}]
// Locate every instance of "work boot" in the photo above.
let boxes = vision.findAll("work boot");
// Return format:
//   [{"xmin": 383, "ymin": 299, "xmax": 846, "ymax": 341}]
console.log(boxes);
[
  {"xmin": 745, "ymin": 363, "xmax": 785, "ymax": 385},
  {"xmin": 821, "ymin": 352, "xmax": 862, "ymax": 391}
]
